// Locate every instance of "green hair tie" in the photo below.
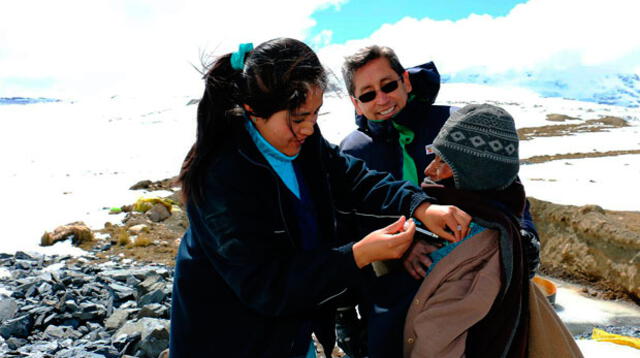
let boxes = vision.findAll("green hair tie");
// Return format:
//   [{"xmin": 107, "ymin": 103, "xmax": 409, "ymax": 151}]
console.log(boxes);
[{"xmin": 230, "ymin": 43, "xmax": 254, "ymax": 70}]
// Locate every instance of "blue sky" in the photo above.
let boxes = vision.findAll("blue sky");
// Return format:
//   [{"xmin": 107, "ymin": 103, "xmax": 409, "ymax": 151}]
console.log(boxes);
[{"xmin": 309, "ymin": 0, "xmax": 528, "ymax": 45}]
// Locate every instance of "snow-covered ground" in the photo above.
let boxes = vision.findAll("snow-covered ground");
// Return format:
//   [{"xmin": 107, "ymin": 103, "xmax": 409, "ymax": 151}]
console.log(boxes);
[
  {"xmin": 1, "ymin": 83, "xmax": 639, "ymax": 355},
  {"xmin": 1, "ymin": 83, "xmax": 639, "ymax": 251}
]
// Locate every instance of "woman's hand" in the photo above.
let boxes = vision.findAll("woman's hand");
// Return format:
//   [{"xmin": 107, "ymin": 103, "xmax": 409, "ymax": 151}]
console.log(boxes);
[
  {"xmin": 413, "ymin": 203, "xmax": 471, "ymax": 242},
  {"xmin": 403, "ymin": 241, "xmax": 439, "ymax": 280},
  {"xmin": 352, "ymin": 216, "xmax": 416, "ymax": 268}
]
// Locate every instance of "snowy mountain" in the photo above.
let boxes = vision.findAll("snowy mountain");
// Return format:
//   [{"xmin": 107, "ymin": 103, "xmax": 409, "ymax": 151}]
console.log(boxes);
[
  {"xmin": 0, "ymin": 97, "xmax": 61, "ymax": 105},
  {"xmin": 442, "ymin": 68, "xmax": 640, "ymax": 108}
]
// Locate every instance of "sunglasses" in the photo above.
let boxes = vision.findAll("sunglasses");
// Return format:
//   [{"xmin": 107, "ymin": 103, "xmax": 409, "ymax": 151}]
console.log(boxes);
[{"xmin": 355, "ymin": 78, "xmax": 401, "ymax": 103}]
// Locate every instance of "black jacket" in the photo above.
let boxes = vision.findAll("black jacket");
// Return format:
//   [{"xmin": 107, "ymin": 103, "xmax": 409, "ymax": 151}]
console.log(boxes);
[{"xmin": 169, "ymin": 119, "xmax": 432, "ymax": 357}]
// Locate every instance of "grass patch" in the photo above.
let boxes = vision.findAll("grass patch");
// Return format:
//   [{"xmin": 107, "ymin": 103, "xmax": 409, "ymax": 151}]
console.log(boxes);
[
  {"xmin": 518, "ymin": 116, "xmax": 628, "ymax": 141},
  {"xmin": 522, "ymin": 149, "xmax": 640, "ymax": 164}
]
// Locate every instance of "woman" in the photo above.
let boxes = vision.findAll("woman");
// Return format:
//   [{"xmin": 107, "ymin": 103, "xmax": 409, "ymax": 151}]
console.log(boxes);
[
  {"xmin": 402, "ymin": 104, "xmax": 581, "ymax": 357},
  {"xmin": 169, "ymin": 38, "xmax": 470, "ymax": 357}
]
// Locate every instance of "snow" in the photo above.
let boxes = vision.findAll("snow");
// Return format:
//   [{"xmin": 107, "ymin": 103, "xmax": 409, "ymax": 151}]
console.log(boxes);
[
  {"xmin": 1, "ymin": 85, "xmax": 639, "ymax": 254},
  {"xmin": 520, "ymin": 154, "xmax": 640, "ymax": 211},
  {"xmin": 577, "ymin": 340, "xmax": 640, "ymax": 358},
  {"xmin": 0, "ymin": 85, "xmax": 639, "ymax": 355}
]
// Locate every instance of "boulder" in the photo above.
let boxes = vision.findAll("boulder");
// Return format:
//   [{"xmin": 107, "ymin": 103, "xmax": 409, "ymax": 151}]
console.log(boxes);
[
  {"xmin": 104, "ymin": 309, "xmax": 129, "ymax": 331},
  {"xmin": 41, "ymin": 222, "xmax": 94, "ymax": 247},
  {"xmin": 0, "ymin": 314, "xmax": 33, "ymax": 338},
  {"xmin": 0, "ymin": 298, "xmax": 18, "ymax": 323},
  {"xmin": 146, "ymin": 204, "xmax": 171, "ymax": 223},
  {"xmin": 115, "ymin": 318, "xmax": 170, "ymax": 358}
]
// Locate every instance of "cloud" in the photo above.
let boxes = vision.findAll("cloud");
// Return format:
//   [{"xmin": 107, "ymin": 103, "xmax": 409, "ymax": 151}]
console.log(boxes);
[
  {"xmin": 317, "ymin": 0, "xmax": 640, "ymax": 78},
  {"xmin": 0, "ymin": 0, "xmax": 346, "ymax": 98}
]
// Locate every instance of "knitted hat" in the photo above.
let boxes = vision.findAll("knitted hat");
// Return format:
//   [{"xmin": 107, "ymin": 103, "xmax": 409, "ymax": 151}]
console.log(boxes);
[{"xmin": 432, "ymin": 103, "xmax": 519, "ymax": 191}]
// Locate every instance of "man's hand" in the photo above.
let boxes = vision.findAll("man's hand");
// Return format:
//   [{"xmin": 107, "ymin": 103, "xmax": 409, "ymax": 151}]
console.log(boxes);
[
  {"xmin": 403, "ymin": 241, "xmax": 439, "ymax": 280},
  {"xmin": 413, "ymin": 203, "xmax": 472, "ymax": 242},
  {"xmin": 352, "ymin": 216, "xmax": 416, "ymax": 268}
]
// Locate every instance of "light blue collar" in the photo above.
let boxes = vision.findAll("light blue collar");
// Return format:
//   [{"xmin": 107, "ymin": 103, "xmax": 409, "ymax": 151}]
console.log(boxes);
[{"xmin": 244, "ymin": 118, "xmax": 300, "ymax": 198}]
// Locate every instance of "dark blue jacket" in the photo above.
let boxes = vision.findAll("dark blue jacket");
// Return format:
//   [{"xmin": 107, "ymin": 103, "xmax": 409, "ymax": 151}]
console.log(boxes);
[{"xmin": 169, "ymin": 119, "xmax": 432, "ymax": 357}]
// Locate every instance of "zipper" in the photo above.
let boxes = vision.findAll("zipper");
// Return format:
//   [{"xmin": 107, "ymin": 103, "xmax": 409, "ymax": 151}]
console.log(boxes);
[{"xmin": 238, "ymin": 149, "xmax": 297, "ymax": 248}]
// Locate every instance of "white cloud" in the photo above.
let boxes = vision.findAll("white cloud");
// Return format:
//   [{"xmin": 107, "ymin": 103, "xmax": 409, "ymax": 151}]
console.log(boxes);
[
  {"xmin": 317, "ymin": 0, "xmax": 640, "ymax": 79},
  {"xmin": 0, "ymin": 0, "xmax": 346, "ymax": 98}
]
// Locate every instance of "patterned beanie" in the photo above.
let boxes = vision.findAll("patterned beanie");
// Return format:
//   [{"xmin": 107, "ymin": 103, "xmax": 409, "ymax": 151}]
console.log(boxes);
[{"xmin": 432, "ymin": 103, "xmax": 519, "ymax": 191}]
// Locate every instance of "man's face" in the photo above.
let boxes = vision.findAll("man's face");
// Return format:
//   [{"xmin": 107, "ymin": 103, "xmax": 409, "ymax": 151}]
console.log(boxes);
[{"xmin": 350, "ymin": 57, "xmax": 412, "ymax": 121}]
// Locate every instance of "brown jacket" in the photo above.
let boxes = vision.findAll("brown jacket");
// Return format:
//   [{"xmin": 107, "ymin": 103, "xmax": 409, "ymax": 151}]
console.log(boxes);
[{"xmin": 403, "ymin": 229, "xmax": 502, "ymax": 358}]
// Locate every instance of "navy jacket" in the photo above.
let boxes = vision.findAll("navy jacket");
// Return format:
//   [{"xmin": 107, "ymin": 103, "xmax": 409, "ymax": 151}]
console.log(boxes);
[{"xmin": 169, "ymin": 119, "xmax": 432, "ymax": 357}]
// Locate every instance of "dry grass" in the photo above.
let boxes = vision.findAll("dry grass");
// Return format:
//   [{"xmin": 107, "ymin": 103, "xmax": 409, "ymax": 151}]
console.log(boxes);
[
  {"xmin": 521, "ymin": 149, "xmax": 640, "ymax": 164},
  {"xmin": 518, "ymin": 116, "xmax": 628, "ymax": 141}
]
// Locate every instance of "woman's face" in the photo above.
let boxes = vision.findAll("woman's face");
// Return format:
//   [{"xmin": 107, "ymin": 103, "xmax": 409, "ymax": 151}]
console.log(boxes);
[
  {"xmin": 252, "ymin": 86, "xmax": 324, "ymax": 156},
  {"xmin": 424, "ymin": 155, "xmax": 453, "ymax": 182}
]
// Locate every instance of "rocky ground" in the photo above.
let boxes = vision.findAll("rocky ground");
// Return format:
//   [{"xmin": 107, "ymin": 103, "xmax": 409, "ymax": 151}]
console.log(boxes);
[{"xmin": 0, "ymin": 251, "xmax": 172, "ymax": 357}]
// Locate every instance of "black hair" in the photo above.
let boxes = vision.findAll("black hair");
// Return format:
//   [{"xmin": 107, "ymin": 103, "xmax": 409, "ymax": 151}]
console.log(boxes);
[
  {"xmin": 342, "ymin": 45, "xmax": 405, "ymax": 96},
  {"xmin": 179, "ymin": 38, "xmax": 327, "ymax": 204}
]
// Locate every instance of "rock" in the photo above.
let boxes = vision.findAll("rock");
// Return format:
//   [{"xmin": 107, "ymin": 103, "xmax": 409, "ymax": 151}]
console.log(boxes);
[
  {"xmin": 146, "ymin": 204, "xmax": 171, "ymax": 223},
  {"xmin": 108, "ymin": 283, "xmax": 136, "ymax": 301},
  {"xmin": 130, "ymin": 180, "xmax": 153, "ymax": 190},
  {"xmin": 137, "ymin": 304, "xmax": 168, "ymax": 319},
  {"xmin": 56, "ymin": 348, "xmax": 106, "ymax": 357},
  {"xmin": 128, "ymin": 224, "xmax": 148, "ymax": 235},
  {"xmin": 138, "ymin": 289, "xmax": 166, "ymax": 306},
  {"xmin": 41, "ymin": 222, "xmax": 94, "ymax": 247},
  {"xmin": 0, "ymin": 298, "xmax": 18, "ymax": 322},
  {"xmin": 73, "ymin": 303, "xmax": 107, "ymax": 321},
  {"xmin": 0, "ymin": 314, "xmax": 33, "ymax": 338},
  {"xmin": 14, "ymin": 251, "xmax": 36, "ymax": 261},
  {"xmin": 44, "ymin": 324, "xmax": 83, "ymax": 339},
  {"xmin": 138, "ymin": 274, "xmax": 165, "ymax": 296},
  {"xmin": 6, "ymin": 336, "xmax": 28, "ymax": 350},
  {"xmin": 115, "ymin": 318, "xmax": 170, "ymax": 358},
  {"xmin": 104, "ymin": 309, "xmax": 129, "ymax": 331}
]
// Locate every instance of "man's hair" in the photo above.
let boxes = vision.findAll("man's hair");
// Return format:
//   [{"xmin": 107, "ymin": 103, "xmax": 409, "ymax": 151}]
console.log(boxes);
[{"xmin": 342, "ymin": 45, "xmax": 405, "ymax": 96}]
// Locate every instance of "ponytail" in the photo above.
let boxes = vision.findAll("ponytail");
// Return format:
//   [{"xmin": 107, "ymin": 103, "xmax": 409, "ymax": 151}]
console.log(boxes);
[{"xmin": 178, "ymin": 53, "xmax": 245, "ymax": 204}]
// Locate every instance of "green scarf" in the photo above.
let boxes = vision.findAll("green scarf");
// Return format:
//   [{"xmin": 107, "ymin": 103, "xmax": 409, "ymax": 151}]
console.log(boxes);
[{"xmin": 369, "ymin": 94, "xmax": 418, "ymax": 185}]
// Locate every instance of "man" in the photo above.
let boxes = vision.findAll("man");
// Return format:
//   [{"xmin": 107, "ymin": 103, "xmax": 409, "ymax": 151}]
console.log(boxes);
[{"xmin": 336, "ymin": 45, "xmax": 541, "ymax": 357}]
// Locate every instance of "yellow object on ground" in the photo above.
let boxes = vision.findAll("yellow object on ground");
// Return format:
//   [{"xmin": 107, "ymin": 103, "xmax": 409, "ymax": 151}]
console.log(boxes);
[
  {"xmin": 133, "ymin": 197, "xmax": 176, "ymax": 213},
  {"xmin": 592, "ymin": 328, "xmax": 640, "ymax": 350}
]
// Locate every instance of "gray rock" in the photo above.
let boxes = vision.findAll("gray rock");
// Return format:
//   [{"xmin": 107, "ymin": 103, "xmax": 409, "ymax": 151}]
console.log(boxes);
[
  {"xmin": 64, "ymin": 300, "xmax": 79, "ymax": 312},
  {"xmin": 146, "ymin": 203, "xmax": 171, "ymax": 222},
  {"xmin": 56, "ymin": 348, "xmax": 106, "ymax": 357},
  {"xmin": 0, "ymin": 314, "xmax": 33, "ymax": 338},
  {"xmin": 14, "ymin": 260, "xmax": 33, "ymax": 271},
  {"xmin": 26, "ymin": 340, "xmax": 59, "ymax": 353},
  {"xmin": 14, "ymin": 251, "xmax": 35, "ymax": 261},
  {"xmin": 0, "ymin": 298, "xmax": 18, "ymax": 322},
  {"xmin": 100, "ymin": 268, "xmax": 156, "ymax": 282},
  {"xmin": 138, "ymin": 289, "xmax": 165, "ymax": 306},
  {"xmin": 108, "ymin": 283, "xmax": 136, "ymax": 301},
  {"xmin": 6, "ymin": 337, "xmax": 28, "ymax": 350},
  {"xmin": 137, "ymin": 304, "xmax": 168, "ymax": 319},
  {"xmin": 44, "ymin": 324, "xmax": 83, "ymax": 339},
  {"xmin": 73, "ymin": 302, "xmax": 107, "ymax": 321},
  {"xmin": 115, "ymin": 318, "xmax": 170, "ymax": 358},
  {"xmin": 104, "ymin": 309, "xmax": 129, "ymax": 330}
]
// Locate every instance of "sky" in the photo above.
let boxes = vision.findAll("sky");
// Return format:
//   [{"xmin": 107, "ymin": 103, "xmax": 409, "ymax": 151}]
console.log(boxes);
[{"xmin": 1, "ymin": 0, "xmax": 639, "ymax": 99}]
